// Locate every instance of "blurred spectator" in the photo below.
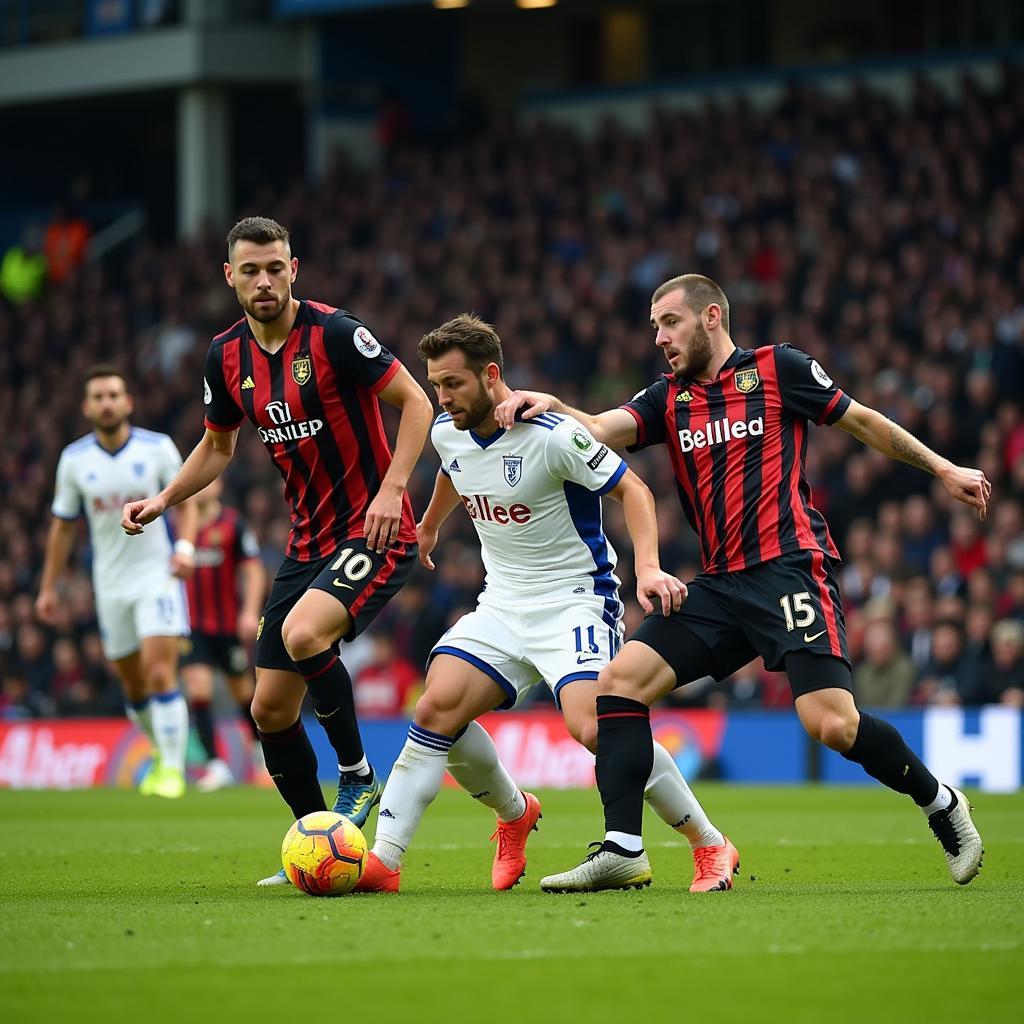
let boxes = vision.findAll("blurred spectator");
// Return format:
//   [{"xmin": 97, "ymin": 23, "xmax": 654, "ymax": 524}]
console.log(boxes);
[
  {"xmin": 43, "ymin": 200, "xmax": 90, "ymax": 285},
  {"xmin": 854, "ymin": 617, "xmax": 917, "ymax": 708},
  {"xmin": 989, "ymin": 620, "xmax": 1024, "ymax": 707},
  {"xmin": 0, "ymin": 226, "xmax": 47, "ymax": 305},
  {"xmin": 354, "ymin": 635, "xmax": 422, "ymax": 718},
  {"xmin": 919, "ymin": 620, "xmax": 978, "ymax": 706}
]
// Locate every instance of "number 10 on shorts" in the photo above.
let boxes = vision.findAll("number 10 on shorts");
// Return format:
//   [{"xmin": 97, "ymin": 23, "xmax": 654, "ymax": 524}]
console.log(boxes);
[{"xmin": 779, "ymin": 591, "xmax": 815, "ymax": 632}]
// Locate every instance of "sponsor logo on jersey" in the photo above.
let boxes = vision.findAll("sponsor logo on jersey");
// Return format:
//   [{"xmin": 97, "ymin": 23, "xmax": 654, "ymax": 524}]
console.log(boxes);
[
  {"xmin": 678, "ymin": 417, "xmax": 763, "ymax": 452},
  {"xmin": 587, "ymin": 445, "xmax": 609, "ymax": 470},
  {"xmin": 91, "ymin": 493, "xmax": 147, "ymax": 514},
  {"xmin": 502, "ymin": 454, "xmax": 523, "ymax": 487},
  {"xmin": 810, "ymin": 360, "xmax": 833, "ymax": 388},
  {"xmin": 735, "ymin": 368, "xmax": 759, "ymax": 393},
  {"xmin": 570, "ymin": 428, "xmax": 593, "ymax": 453},
  {"xmin": 241, "ymin": 375, "xmax": 255, "ymax": 390},
  {"xmin": 353, "ymin": 326, "xmax": 381, "ymax": 359},
  {"xmin": 291, "ymin": 356, "xmax": 311, "ymax": 386},
  {"xmin": 461, "ymin": 494, "xmax": 532, "ymax": 525},
  {"xmin": 448, "ymin": 458, "xmax": 461, "ymax": 473},
  {"xmin": 195, "ymin": 547, "xmax": 226, "ymax": 569},
  {"xmin": 258, "ymin": 400, "xmax": 324, "ymax": 445},
  {"xmin": 677, "ymin": 389, "xmax": 693, "ymax": 402}
]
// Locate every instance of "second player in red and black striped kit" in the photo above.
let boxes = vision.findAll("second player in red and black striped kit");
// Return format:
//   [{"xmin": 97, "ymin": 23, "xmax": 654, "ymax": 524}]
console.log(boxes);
[
  {"xmin": 181, "ymin": 477, "xmax": 267, "ymax": 792},
  {"xmin": 499, "ymin": 273, "xmax": 990, "ymax": 892},
  {"xmin": 122, "ymin": 217, "xmax": 433, "ymax": 885}
]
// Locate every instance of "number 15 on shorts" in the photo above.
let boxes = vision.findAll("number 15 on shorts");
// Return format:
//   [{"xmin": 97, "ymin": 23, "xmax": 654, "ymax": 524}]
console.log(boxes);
[{"xmin": 779, "ymin": 592, "xmax": 818, "ymax": 632}]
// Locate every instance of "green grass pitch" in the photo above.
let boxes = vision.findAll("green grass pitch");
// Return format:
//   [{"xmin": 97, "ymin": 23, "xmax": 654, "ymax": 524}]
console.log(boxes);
[{"xmin": 1, "ymin": 784, "xmax": 1021, "ymax": 1023}]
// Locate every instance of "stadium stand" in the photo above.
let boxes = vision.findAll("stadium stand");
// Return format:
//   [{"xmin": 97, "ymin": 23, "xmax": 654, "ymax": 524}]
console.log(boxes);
[{"xmin": 2, "ymin": 66, "xmax": 1023, "ymax": 716}]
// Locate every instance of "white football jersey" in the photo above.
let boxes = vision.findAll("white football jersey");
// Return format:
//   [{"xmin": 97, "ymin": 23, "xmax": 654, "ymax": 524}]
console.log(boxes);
[
  {"xmin": 51, "ymin": 428, "xmax": 184, "ymax": 596},
  {"xmin": 431, "ymin": 412, "xmax": 627, "ymax": 605}
]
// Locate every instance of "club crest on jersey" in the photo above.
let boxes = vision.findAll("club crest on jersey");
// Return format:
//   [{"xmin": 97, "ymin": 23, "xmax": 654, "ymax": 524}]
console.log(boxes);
[
  {"xmin": 570, "ymin": 429, "xmax": 593, "ymax": 453},
  {"xmin": 291, "ymin": 356, "xmax": 311, "ymax": 386},
  {"xmin": 502, "ymin": 455, "xmax": 523, "ymax": 487},
  {"xmin": 735, "ymin": 368, "xmax": 759, "ymax": 394},
  {"xmin": 677, "ymin": 390, "xmax": 692, "ymax": 402},
  {"xmin": 132, "ymin": 462, "xmax": 146, "ymax": 477}
]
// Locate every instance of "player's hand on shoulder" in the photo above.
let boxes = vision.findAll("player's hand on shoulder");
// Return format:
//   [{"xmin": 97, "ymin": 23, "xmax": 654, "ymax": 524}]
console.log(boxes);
[
  {"xmin": 939, "ymin": 464, "xmax": 992, "ymax": 521},
  {"xmin": 35, "ymin": 589, "xmax": 57, "ymax": 626},
  {"xmin": 635, "ymin": 567, "xmax": 687, "ymax": 617},
  {"xmin": 494, "ymin": 390, "xmax": 556, "ymax": 429},
  {"xmin": 416, "ymin": 520, "xmax": 438, "ymax": 570},
  {"xmin": 121, "ymin": 495, "xmax": 166, "ymax": 535}
]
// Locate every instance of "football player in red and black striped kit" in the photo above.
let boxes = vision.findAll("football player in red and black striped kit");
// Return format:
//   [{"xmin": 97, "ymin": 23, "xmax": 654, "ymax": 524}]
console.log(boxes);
[
  {"xmin": 181, "ymin": 478, "xmax": 267, "ymax": 792},
  {"xmin": 498, "ymin": 274, "xmax": 990, "ymax": 893},
  {"xmin": 122, "ymin": 217, "xmax": 433, "ymax": 885}
]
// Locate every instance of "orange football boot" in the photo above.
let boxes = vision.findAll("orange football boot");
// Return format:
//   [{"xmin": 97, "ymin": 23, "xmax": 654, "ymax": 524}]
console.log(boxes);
[
  {"xmin": 490, "ymin": 792, "xmax": 542, "ymax": 890},
  {"xmin": 689, "ymin": 836, "xmax": 740, "ymax": 892},
  {"xmin": 354, "ymin": 852, "xmax": 401, "ymax": 893}
]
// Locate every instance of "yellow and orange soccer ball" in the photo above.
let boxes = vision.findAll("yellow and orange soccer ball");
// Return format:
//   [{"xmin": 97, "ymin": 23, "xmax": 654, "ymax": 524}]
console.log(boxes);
[{"xmin": 281, "ymin": 811, "xmax": 368, "ymax": 896}]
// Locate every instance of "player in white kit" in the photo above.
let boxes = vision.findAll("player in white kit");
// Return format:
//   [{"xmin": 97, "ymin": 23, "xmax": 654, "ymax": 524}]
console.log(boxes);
[
  {"xmin": 36, "ymin": 366, "xmax": 197, "ymax": 798},
  {"xmin": 355, "ymin": 315, "xmax": 734, "ymax": 894}
]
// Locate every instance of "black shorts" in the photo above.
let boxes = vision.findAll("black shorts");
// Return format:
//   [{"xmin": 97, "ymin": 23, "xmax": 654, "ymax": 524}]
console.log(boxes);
[
  {"xmin": 633, "ymin": 549, "xmax": 850, "ymax": 698},
  {"xmin": 256, "ymin": 538, "xmax": 417, "ymax": 672},
  {"xmin": 181, "ymin": 632, "xmax": 249, "ymax": 676}
]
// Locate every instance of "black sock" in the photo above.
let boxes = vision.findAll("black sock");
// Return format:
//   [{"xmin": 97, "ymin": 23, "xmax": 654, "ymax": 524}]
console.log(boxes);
[
  {"xmin": 237, "ymin": 700, "xmax": 260, "ymax": 742},
  {"xmin": 294, "ymin": 650, "xmax": 366, "ymax": 772},
  {"xmin": 192, "ymin": 699, "xmax": 217, "ymax": 762},
  {"xmin": 595, "ymin": 695, "xmax": 654, "ymax": 837},
  {"xmin": 258, "ymin": 719, "xmax": 326, "ymax": 819},
  {"xmin": 841, "ymin": 712, "xmax": 940, "ymax": 806}
]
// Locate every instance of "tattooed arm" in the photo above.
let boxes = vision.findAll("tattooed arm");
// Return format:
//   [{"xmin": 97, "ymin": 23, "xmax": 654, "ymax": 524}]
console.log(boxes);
[{"xmin": 836, "ymin": 399, "xmax": 991, "ymax": 520}]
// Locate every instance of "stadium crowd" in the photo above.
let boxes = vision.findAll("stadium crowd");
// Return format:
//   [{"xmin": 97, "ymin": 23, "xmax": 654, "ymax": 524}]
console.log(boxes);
[{"xmin": 2, "ymin": 67, "xmax": 1023, "ymax": 719}]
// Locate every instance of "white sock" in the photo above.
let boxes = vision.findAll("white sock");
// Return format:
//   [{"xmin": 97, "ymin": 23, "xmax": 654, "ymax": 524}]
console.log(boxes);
[
  {"xmin": 125, "ymin": 697, "xmax": 155, "ymax": 746},
  {"xmin": 922, "ymin": 783, "xmax": 953, "ymax": 817},
  {"xmin": 339, "ymin": 756, "xmax": 370, "ymax": 777},
  {"xmin": 605, "ymin": 830, "xmax": 644, "ymax": 853},
  {"xmin": 446, "ymin": 721, "xmax": 526, "ymax": 823},
  {"xmin": 371, "ymin": 723, "xmax": 454, "ymax": 870},
  {"xmin": 151, "ymin": 690, "xmax": 189, "ymax": 774},
  {"xmin": 645, "ymin": 741, "xmax": 724, "ymax": 848}
]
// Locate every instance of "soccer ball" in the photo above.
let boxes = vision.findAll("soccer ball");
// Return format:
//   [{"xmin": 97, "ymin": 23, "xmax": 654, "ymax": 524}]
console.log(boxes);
[{"xmin": 281, "ymin": 811, "xmax": 367, "ymax": 896}]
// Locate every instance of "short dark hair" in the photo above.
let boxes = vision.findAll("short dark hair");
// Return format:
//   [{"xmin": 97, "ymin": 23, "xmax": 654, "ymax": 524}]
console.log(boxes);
[
  {"xmin": 83, "ymin": 364, "xmax": 128, "ymax": 395},
  {"xmin": 226, "ymin": 216, "xmax": 290, "ymax": 259},
  {"xmin": 418, "ymin": 314, "xmax": 504, "ymax": 376},
  {"xmin": 652, "ymin": 274, "xmax": 730, "ymax": 333}
]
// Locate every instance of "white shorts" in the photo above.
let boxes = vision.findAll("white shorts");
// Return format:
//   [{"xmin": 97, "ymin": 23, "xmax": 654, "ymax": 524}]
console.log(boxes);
[
  {"xmin": 429, "ymin": 592, "xmax": 624, "ymax": 709},
  {"xmin": 96, "ymin": 576, "xmax": 190, "ymax": 661}
]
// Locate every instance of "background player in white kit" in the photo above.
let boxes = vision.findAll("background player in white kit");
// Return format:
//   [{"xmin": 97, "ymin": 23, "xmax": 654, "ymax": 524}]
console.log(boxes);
[
  {"xmin": 355, "ymin": 315, "xmax": 735, "ymax": 894},
  {"xmin": 36, "ymin": 366, "xmax": 197, "ymax": 798}
]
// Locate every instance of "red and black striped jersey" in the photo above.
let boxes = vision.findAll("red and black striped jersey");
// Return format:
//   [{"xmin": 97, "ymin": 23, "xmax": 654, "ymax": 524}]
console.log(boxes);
[
  {"xmin": 202, "ymin": 300, "xmax": 416, "ymax": 562},
  {"xmin": 622, "ymin": 344, "xmax": 851, "ymax": 575},
  {"xmin": 186, "ymin": 506, "xmax": 260, "ymax": 635}
]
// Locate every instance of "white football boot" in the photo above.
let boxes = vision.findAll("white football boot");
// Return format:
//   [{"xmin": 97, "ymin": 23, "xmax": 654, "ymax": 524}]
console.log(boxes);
[
  {"xmin": 927, "ymin": 787, "xmax": 984, "ymax": 885},
  {"xmin": 196, "ymin": 758, "xmax": 235, "ymax": 793},
  {"xmin": 540, "ymin": 842, "xmax": 652, "ymax": 893}
]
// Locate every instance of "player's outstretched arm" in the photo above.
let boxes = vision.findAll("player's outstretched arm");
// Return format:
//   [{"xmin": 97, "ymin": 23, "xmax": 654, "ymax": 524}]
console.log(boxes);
[
  {"xmin": 366, "ymin": 366, "xmax": 434, "ymax": 553},
  {"xmin": 606, "ymin": 468, "xmax": 687, "ymax": 616},
  {"xmin": 121, "ymin": 428, "xmax": 237, "ymax": 535},
  {"xmin": 35, "ymin": 518, "xmax": 78, "ymax": 625},
  {"xmin": 494, "ymin": 391, "xmax": 638, "ymax": 449},
  {"xmin": 416, "ymin": 469, "xmax": 463, "ymax": 570},
  {"xmin": 836, "ymin": 400, "xmax": 992, "ymax": 520}
]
